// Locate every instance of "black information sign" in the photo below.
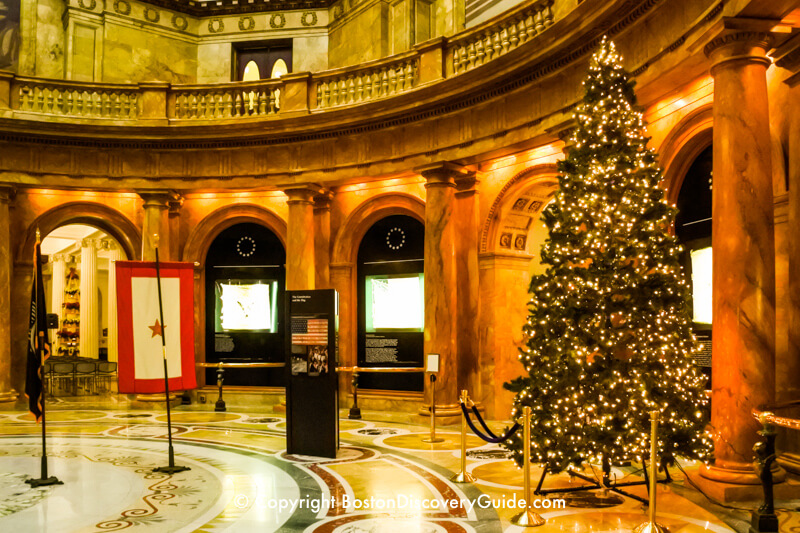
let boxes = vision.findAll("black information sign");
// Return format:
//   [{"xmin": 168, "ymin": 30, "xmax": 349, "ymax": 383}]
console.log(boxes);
[{"xmin": 285, "ymin": 289, "xmax": 339, "ymax": 458}]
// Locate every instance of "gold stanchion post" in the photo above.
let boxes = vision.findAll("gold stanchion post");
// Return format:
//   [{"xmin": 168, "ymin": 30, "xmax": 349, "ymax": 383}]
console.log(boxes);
[
  {"xmin": 634, "ymin": 410, "xmax": 669, "ymax": 533},
  {"xmin": 511, "ymin": 406, "xmax": 545, "ymax": 527},
  {"xmin": 422, "ymin": 373, "xmax": 444, "ymax": 443},
  {"xmin": 451, "ymin": 389, "xmax": 475, "ymax": 483}
]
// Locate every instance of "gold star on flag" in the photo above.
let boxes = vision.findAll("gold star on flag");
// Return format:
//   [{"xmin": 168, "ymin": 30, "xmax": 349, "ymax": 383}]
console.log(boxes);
[{"xmin": 149, "ymin": 319, "xmax": 165, "ymax": 338}]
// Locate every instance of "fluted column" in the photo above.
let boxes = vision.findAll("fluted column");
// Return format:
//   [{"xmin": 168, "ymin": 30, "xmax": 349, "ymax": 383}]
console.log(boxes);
[
  {"xmin": 285, "ymin": 186, "xmax": 320, "ymax": 291},
  {"xmin": 417, "ymin": 162, "xmax": 465, "ymax": 416},
  {"xmin": 701, "ymin": 30, "xmax": 777, "ymax": 485},
  {"xmin": 314, "ymin": 190, "xmax": 334, "ymax": 289},
  {"xmin": 139, "ymin": 192, "xmax": 171, "ymax": 261},
  {"xmin": 0, "ymin": 187, "xmax": 17, "ymax": 403},
  {"xmin": 50, "ymin": 253, "xmax": 67, "ymax": 357},
  {"xmin": 454, "ymin": 174, "xmax": 480, "ymax": 400},
  {"xmin": 105, "ymin": 241, "xmax": 123, "ymax": 363},
  {"xmin": 80, "ymin": 238, "xmax": 100, "ymax": 360}
]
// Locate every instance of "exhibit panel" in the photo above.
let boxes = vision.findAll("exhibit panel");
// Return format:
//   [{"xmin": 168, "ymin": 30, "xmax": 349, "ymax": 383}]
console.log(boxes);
[
  {"xmin": 357, "ymin": 215, "xmax": 425, "ymax": 392},
  {"xmin": 285, "ymin": 289, "xmax": 339, "ymax": 458},
  {"xmin": 204, "ymin": 223, "xmax": 286, "ymax": 387}
]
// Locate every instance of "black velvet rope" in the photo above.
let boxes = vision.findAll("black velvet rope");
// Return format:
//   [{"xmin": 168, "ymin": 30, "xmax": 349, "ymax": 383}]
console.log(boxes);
[{"xmin": 459, "ymin": 402, "xmax": 521, "ymax": 444}]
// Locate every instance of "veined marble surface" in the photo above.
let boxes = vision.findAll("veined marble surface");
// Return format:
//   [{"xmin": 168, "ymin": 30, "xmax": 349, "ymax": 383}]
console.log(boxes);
[{"xmin": 0, "ymin": 409, "xmax": 797, "ymax": 532}]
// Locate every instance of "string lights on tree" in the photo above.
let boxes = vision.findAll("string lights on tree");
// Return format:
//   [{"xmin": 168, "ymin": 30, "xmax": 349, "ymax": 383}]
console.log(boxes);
[{"xmin": 503, "ymin": 37, "xmax": 713, "ymax": 474}]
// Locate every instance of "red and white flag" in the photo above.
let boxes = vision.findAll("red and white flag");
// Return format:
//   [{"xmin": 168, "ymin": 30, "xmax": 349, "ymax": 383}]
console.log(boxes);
[{"xmin": 116, "ymin": 261, "xmax": 197, "ymax": 394}]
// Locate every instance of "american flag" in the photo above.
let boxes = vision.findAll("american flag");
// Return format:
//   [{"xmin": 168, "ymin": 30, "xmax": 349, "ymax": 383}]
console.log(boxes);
[{"xmin": 291, "ymin": 318, "xmax": 328, "ymax": 345}]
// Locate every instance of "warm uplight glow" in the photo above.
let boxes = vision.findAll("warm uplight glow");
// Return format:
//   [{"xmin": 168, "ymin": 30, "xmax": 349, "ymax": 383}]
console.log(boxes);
[
  {"xmin": 690, "ymin": 247, "xmax": 712, "ymax": 324},
  {"xmin": 366, "ymin": 275, "xmax": 424, "ymax": 331}
]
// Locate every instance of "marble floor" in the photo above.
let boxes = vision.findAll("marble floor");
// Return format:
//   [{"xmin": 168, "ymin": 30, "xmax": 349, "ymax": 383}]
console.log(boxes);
[{"xmin": 0, "ymin": 408, "xmax": 797, "ymax": 532}]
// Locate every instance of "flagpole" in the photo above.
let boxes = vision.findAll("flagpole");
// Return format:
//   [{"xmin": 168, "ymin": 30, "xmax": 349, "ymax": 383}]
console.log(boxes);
[
  {"xmin": 26, "ymin": 228, "xmax": 62, "ymax": 488},
  {"xmin": 151, "ymin": 234, "xmax": 190, "ymax": 475}
]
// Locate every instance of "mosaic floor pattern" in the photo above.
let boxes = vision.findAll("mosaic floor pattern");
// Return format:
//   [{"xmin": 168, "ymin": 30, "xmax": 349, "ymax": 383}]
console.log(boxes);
[{"xmin": 0, "ymin": 409, "xmax": 797, "ymax": 532}]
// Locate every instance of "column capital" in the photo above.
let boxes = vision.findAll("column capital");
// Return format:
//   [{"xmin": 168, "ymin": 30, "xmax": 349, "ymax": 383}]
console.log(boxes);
[
  {"xmin": 51, "ymin": 252, "xmax": 69, "ymax": 263},
  {"xmin": 137, "ymin": 190, "xmax": 172, "ymax": 209},
  {"xmin": 704, "ymin": 20, "xmax": 775, "ymax": 72},
  {"xmin": 313, "ymin": 189, "xmax": 335, "ymax": 212},
  {"xmin": 415, "ymin": 162, "xmax": 470, "ymax": 188},
  {"xmin": 283, "ymin": 184, "xmax": 324, "ymax": 205},
  {"xmin": 81, "ymin": 238, "xmax": 102, "ymax": 250},
  {"xmin": 454, "ymin": 172, "xmax": 479, "ymax": 197},
  {"xmin": 168, "ymin": 194, "xmax": 184, "ymax": 215},
  {"xmin": 0, "ymin": 186, "xmax": 16, "ymax": 205}
]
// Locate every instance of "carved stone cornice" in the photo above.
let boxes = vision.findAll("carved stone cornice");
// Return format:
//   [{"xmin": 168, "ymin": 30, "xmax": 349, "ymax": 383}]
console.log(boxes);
[{"xmin": 133, "ymin": 0, "xmax": 330, "ymax": 17}]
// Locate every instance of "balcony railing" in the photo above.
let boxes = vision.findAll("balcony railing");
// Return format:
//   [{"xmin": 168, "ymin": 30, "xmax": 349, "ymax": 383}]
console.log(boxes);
[{"xmin": 0, "ymin": 0, "xmax": 565, "ymax": 123}]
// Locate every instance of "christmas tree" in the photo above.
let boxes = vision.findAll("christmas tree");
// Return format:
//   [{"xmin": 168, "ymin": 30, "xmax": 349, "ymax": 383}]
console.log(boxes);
[{"xmin": 503, "ymin": 38, "xmax": 712, "ymax": 474}]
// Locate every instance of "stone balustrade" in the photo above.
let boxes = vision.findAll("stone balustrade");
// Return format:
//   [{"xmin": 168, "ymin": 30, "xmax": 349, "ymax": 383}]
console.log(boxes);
[
  {"xmin": 12, "ymin": 77, "xmax": 140, "ymax": 119},
  {"xmin": 314, "ymin": 55, "xmax": 419, "ymax": 109},
  {"xmin": 170, "ymin": 80, "xmax": 283, "ymax": 120},
  {"xmin": 448, "ymin": 0, "xmax": 555, "ymax": 75},
  {"xmin": 0, "ymin": 0, "xmax": 563, "ymax": 122}
]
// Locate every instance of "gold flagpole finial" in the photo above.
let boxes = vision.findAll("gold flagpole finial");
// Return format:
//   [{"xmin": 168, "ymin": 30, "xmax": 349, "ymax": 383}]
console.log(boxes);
[
  {"xmin": 152, "ymin": 233, "xmax": 160, "ymax": 249},
  {"xmin": 35, "ymin": 228, "xmax": 41, "ymax": 244}
]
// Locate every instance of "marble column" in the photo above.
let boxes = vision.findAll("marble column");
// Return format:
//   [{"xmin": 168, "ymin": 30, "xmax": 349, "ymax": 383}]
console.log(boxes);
[
  {"xmin": 782, "ymin": 80, "xmax": 800, "ymax": 475},
  {"xmin": 168, "ymin": 195, "xmax": 183, "ymax": 262},
  {"xmin": 50, "ymin": 253, "xmax": 67, "ymax": 357},
  {"xmin": 139, "ymin": 192, "xmax": 171, "ymax": 261},
  {"xmin": 136, "ymin": 192, "xmax": 178, "ymax": 402},
  {"xmin": 0, "ymin": 187, "xmax": 17, "ymax": 404},
  {"xmin": 417, "ymin": 162, "xmax": 464, "ymax": 417},
  {"xmin": 80, "ymin": 239, "xmax": 100, "ymax": 360},
  {"xmin": 105, "ymin": 241, "xmax": 123, "ymax": 363},
  {"xmin": 331, "ymin": 262, "xmax": 355, "ymax": 405},
  {"xmin": 285, "ymin": 186, "xmax": 319, "ymax": 291},
  {"xmin": 314, "ymin": 190, "xmax": 334, "ymax": 289},
  {"xmin": 701, "ymin": 31, "xmax": 777, "ymax": 485},
  {"xmin": 454, "ymin": 174, "xmax": 480, "ymax": 400}
]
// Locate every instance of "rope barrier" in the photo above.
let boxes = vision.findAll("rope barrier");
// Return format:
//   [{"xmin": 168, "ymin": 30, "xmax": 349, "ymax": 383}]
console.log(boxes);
[{"xmin": 459, "ymin": 401, "xmax": 521, "ymax": 444}]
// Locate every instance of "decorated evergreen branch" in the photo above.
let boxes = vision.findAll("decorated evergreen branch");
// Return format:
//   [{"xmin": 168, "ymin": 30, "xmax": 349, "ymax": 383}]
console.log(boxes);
[{"xmin": 503, "ymin": 38, "xmax": 712, "ymax": 473}]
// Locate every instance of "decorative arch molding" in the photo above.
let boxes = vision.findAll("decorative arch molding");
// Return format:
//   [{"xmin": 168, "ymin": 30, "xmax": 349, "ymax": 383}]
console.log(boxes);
[
  {"xmin": 481, "ymin": 164, "xmax": 559, "ymax": 254},
  {"xmin": 332, "ymin": 193, "xmax": 425, "ymax": 265},
  {"xmin": 18, "ymin": 202, "xmax": 140, "ymax": 264},
  {"xmin": 658, "ymin": 105, "xmax": 713, "ymax": 205},
  {"xmin": 183, "ymin": 204, "xmax": 288, "ymax": 266}
]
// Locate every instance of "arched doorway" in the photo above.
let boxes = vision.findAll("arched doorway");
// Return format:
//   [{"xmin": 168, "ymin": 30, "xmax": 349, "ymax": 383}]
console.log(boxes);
[
  {"xmin": 204, "ymin": 222, "xmax": 286, "ymax": 387},
  {"xmin": 675, "ymin": 144, "xmax": 713, "ymax": 380},
  {"xmin": 357, "ymin": 215, "xmax": 425, "ymax": 392},
  {"xmin": 41, "ymin": 224, "xmax": 128, "ymax": 383}
]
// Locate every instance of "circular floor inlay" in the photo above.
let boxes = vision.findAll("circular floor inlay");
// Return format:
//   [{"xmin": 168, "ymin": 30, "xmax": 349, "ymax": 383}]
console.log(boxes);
[
  {"xmin": 17, "ymin": 410, "xmax": 106, "ymax": 422},
  {"xmin": 380, "ymin": 432, "xmax": 486, "ymax": 451},
  {"xmin": 154, "ymin": 412, "xmax": 240, "ymax": 423}
]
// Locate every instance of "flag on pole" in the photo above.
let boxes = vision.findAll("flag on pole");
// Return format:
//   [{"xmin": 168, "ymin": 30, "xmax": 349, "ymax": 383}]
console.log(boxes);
[
  {"xmin": 25, "ymin": 241, "xmax": 49, "ymax": 422},
  {"xmin": 115, "ymin": 261, "xmax": 197, "ymax": 393}
]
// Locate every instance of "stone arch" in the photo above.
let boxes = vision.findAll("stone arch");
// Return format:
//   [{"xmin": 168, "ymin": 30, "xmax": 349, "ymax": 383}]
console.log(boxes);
[
  {"xmin": 332, "ymin": 193, "xmax": 425, "ymax": 265},
  {"xmin": 481, "ymin": 164, "xmax": 559, "ymax": 256},
  {"xmin": 19, "ymin": 202, "xmax": 140, "ymax": 263},
  {"xmin": 658, "ymin": 105, "xmax": 713, "ymax": 205},
  {"xmin": 183, "ymin": 204, "xmax": 288, "ymax": 266}
]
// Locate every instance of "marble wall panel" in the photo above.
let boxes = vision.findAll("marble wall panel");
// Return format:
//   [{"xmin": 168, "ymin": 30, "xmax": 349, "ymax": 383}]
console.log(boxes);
[{"xmin": 102, "ymin": 22, "xmax": 197, "ymax": 83}]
